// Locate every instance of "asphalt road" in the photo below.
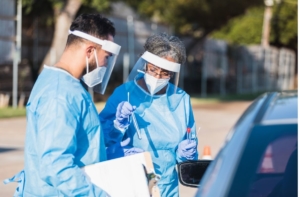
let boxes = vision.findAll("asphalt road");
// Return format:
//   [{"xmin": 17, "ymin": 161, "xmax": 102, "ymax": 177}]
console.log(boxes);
[{"xmin": 0, "ymin": 101, "xmax": 251, "ymax": 197}]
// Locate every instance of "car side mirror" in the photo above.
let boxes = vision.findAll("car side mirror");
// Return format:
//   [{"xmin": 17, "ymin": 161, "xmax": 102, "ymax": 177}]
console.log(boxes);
[{"xmin": 178, "ymin": 160, "xmax": 212, "ymax": 188}]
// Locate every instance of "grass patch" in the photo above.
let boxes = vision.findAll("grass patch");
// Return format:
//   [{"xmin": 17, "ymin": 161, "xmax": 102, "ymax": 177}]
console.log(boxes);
[
  {"xmin": 0, "ymin": 102, "xmax": 107, "ymax": 119},
  {"xmin": 0, "ymin": 107, "xmax": 26, "ymax": 119},
  {"xmin": 190, "ymin": 97, "xmax": 221, "ymax": 105},
  {"xmin": 95, "ymin": 92, "xmax": 262, "ymax": 110},
  {"xmin": 0, "ymin": 92, "xmax": 264, "ymax": 118},
  {"xmin": 95, "ymin": 102, "xmax": 106, "ymax": 113},
  {"xmin": 190, "ymin": 92, "xmax": 265, "ymax": 104}
]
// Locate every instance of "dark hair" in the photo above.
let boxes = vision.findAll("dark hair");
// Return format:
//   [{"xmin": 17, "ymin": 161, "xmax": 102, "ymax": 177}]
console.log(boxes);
[{"xmin": 66, "ymin": 13, "xmax": 115, "ymax": 46}]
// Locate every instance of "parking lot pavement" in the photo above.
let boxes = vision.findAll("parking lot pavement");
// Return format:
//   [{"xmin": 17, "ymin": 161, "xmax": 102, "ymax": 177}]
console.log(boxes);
[
  {"xmin": 0, "ymin": 101, "xmax": 251, "ymax": 196},
  {"xmin": 0, "ymin": 117, "xmax": 26, "ymax": 197}
]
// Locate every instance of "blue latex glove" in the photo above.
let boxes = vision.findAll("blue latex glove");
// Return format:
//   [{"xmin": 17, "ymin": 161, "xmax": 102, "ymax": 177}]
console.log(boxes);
[
  {"xmin": 115, "ymin": 101, "xmax": 136, "ymax": 129},
  {"xmin": 106, "ymin": 137, "xmax": 144, "ymax": 160},
  {"xmin": 177, "ymin": 139, "xmax": 197, "ymax": 160}
]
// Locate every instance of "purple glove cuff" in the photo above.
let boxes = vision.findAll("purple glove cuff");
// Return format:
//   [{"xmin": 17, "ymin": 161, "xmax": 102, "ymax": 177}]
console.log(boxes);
[
  {"xmin": 177, "ymin": 139, "xmax": 197, "ymax": 160},
  {"xmin": 113, "ymin": 120, "xmax": 128, "ymax": 132}
]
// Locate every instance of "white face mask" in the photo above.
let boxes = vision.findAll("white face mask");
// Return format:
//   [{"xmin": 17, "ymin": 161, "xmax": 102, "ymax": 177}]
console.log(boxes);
[
  {"xmin": 81, "ymin": 49, "xmax": 107, "ymax": 87},
  {"xmin": 144, "ymin": 73, "xmax": 170, "ymax": 95}
]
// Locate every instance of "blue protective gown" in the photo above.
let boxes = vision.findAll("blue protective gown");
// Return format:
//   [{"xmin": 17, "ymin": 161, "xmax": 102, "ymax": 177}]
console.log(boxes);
[
  {"xmin": 23, "ymin": 65, "xmax": 108, "ymax": 196},
  {"xmin": 99, "ymin": 76, "xmax": 198, "ymax": 197}
]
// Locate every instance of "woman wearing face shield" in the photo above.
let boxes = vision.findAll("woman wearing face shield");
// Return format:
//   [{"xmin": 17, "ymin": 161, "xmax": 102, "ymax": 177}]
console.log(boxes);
[{"xmin": 99, "ymin": 33, "xmax": 198, "ymax": 197}]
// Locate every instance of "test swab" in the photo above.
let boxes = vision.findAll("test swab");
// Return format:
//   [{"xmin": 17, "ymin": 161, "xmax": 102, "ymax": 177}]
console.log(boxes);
[
  {"xmin": 128, "ymin": 92, "xmax": 142, "ymax": 139},
  {"xmin": 137, "ymin": 69, "xmax": 145, "ymax": 74},
  {"xmin": 197, "ymin": 127, "xmax": 201, "ymax": 138}
]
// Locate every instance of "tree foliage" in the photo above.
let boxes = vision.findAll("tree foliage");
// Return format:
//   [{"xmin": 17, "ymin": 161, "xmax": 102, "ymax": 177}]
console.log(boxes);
[
  {"xmin": 22, "ymin": 0, "xmax": 114, "ymax": 22},
  {"xmin": 210, "ymin": 7, "xmax": 264, "ymax": 45},
  {"xmin": 270, "ymin": 0, "xmax": 297, "ymax": 50},
  {"xmin": 210, "ymin": 0, "xmax": 297, "ymax": 50},
  {"xmin": 120, "ymin": 0, "xmax": 297, "ymax": 51},
  {"xmin": 120, "ymin": 0, "xmax": 264, "ymax": 37},
  {"xmin": 21, "ymin": 0, "xmax": 117, "ymax": 79}
]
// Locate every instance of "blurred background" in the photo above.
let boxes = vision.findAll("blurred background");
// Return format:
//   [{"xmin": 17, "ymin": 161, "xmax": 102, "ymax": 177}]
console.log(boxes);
[
  {"xmin": 0, "ymin": 0, "xmax": 297, "ymax": 196},
  {"xmin": 0, "ymin": 0, "xmax": 297, "ymax": 108}
]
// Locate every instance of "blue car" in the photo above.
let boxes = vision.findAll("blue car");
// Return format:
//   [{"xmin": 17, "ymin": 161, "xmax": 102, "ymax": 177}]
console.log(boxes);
[{"xmin": 178, "ymin": 91, "xmax": 297, "ymax": 197}]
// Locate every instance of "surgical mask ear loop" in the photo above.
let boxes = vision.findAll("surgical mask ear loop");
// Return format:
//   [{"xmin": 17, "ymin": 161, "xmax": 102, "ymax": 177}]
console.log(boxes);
[
  {"xmin": 94, "ymin": 49, "xmax": 99, "ymax": 68},
  {"xmin": 86, "ymin": 56, "xmax": 89, "ymax": 73}
]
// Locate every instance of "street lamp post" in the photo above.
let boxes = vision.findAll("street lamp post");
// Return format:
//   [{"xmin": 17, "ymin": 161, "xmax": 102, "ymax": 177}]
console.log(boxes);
[
  {"xmin": 261, "ymin": 0, "xmax": 274, "ymax": 48},
  {"xmin": 12, "ymin": 0, "xmax": 22, "ymax": 108}
]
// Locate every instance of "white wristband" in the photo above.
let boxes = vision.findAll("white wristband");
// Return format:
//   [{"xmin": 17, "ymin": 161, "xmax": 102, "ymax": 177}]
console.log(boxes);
[{"xmin": 113, "ymin": 120, "xmax": 128, "ymax": 134}]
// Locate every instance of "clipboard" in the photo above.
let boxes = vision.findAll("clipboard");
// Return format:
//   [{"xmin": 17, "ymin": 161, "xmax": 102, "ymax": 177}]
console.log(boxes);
[{"xmin": 81, "ymin": 152, "xmax": 161, "ymax": 197}]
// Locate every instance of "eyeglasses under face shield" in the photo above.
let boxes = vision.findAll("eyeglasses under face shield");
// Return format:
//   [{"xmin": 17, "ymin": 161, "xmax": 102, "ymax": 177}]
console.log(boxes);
[
  {"xmin": 145, "ymin": 63, "xmax": 174, "ymax": 79},
  {"xmin": 127, "ymin": 51, "xmax": 181, "ymax": 93}
]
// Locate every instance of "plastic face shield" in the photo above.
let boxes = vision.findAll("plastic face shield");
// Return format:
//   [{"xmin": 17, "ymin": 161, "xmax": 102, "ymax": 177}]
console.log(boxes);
[
  {"xmin": 69, "ymin": 30, "xmax": 121, "ymax": 94},
  {"xmin": 126, "ymin": 51, "xmax": 182, "ymax": 112},
  {"xmin": 127, "ymin": 51, "xmax": 181, "ymax": 94}
]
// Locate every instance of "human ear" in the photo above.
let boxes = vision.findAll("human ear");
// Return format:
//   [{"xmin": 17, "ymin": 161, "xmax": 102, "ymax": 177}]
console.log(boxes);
[{"xmin": 86, "ymin": 46, "xmax": 94, "ymax": 59}]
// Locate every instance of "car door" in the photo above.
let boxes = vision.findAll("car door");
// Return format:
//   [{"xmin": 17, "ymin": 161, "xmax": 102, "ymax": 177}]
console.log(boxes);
[{"xmin": 227, "ymin": 123, "xmax": 297, "ymax": 197}]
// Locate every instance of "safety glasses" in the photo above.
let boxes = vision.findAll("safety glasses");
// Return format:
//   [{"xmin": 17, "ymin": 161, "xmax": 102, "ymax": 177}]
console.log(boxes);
[{"xmin": 146, "ymin": 63, "xmax": 173, "ymax": 79}]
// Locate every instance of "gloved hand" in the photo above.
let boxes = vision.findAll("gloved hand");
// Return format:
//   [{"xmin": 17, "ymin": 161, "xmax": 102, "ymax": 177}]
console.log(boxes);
[
  {"xmin": 106, "ymin": 137, "xmax": 144, "ymax": 160},
  {"xmin": 177, "ymin": 139, "xmax": 197, "ymax": 160},
  {"xmin": 114, "ymin": 101, "xmax": 136, "ymax": 129}
]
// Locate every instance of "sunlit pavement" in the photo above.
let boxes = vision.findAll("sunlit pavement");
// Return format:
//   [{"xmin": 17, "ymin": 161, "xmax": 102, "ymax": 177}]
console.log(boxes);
[{"xmin": 0, "ymin": 101, "xmax": 251, "ymax": 196}]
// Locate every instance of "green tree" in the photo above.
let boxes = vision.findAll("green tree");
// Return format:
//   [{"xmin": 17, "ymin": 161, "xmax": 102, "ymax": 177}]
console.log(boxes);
[
  {"xmin": 210, "ymin": 7, "xmax": 264, "ymax": 45},
  {"xmin": 119, "ymin": 0, "xmax": 264, "ymax": 55},
  {"xmin": 121, "ymin": 0, "xmax": 264, "ymax": 36},
  {"xmin": 271, "ymin": 0, "xmax": 298, "ymax": 50},
  {"xmin": 210, "ymin": 0, "xmax": 297, "ymax": 51},
  {"xmin": 22, "ymin": 0, "xmax": 115, "ymax": 78}
]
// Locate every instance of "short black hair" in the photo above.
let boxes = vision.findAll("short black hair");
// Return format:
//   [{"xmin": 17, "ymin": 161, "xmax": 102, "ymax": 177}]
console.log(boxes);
[{"xmin": 66, "ymin": 13, "xmax": 115, "ymax": 46}]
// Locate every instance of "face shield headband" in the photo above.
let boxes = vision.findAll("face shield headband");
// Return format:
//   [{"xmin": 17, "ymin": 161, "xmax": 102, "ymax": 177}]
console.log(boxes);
[
  {"xmin": 127, "ymin": 51, "xmax": 181, "ymax": 88},
  {"xmin": 142, "ymin": 51, "xmax": 180, "ymax": 72},
  {"xmin": 69, "ymin": 30, "xmax": 121, "ymax": 94},
  {"xmin": 68, "ymin": 30, "xmax": 121, "ymax": 55}
]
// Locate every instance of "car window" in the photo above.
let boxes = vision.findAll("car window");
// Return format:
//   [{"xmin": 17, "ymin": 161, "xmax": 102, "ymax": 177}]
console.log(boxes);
[
  {"xmin": 257, "ymin": 136, "xmax": 296, "ymax": 174},
  {"xmin": 248, "ymin": 135, "xmax": 297, "ymax": 197},
  {"xmin": 227, "ymin": 124, "xmax": 297, "ymax": 197},
  {"xmin": 263, "ymin": 94, "xmax": 298, "ymax": 121}
]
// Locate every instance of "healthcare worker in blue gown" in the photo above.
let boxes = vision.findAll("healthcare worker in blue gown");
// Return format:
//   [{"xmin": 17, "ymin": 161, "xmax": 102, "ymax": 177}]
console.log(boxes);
[
  {"xmin": 4, "ymin": 14, "xmax": 121, "ymax": 197},
  {"xmin": 99, "ymin": 33, "xmax": 198, "ymax": 197}
]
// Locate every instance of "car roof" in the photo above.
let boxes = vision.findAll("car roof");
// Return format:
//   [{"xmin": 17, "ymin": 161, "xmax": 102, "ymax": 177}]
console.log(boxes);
[{"xmin": 254, "ymin": 90, "xmax": 298, "ymax": 125}]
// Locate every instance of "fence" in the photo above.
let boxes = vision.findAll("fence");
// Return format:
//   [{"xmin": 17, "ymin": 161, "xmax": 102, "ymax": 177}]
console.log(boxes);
[
  {"xmin": 0, "ymin": 11, "xmax": 171, "ymax": 105},
  {"xmin": 184, "ymin": 38, "xmax": 296, "ymax": 96},
  {"xmin": 0, "ymin": 0, "xmax": 15, "ymax": 65}
]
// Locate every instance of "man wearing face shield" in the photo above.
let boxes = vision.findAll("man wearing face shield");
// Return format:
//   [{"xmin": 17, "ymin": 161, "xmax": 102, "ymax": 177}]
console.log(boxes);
[
  {"xmin": 4, "ymin": 14, "xmax": 120, "ymax": 197},
  {"xmin": 99, "ymin": 33, "xmax": 198, "ymax": 197}
]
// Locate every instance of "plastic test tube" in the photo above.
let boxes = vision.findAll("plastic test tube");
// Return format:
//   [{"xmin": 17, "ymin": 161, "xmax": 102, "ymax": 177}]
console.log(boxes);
[
  {"xmin": 187, "ymin": 127, "xmax": 191, "ymax": 142},
  {"xmin": 128, "ymin": 92, "xmax": 142, "ymax": 140}
]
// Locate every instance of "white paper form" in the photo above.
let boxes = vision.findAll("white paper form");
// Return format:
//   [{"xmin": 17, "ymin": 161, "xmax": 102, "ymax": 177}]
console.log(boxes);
[{"xmin": 81, "ymin": 152, "xmax": 153, "ymax": 197}]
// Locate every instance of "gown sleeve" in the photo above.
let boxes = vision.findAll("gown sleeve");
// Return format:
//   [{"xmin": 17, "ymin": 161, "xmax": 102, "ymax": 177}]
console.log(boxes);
[{"xmin": 35, "ymin": 97, "xmax": 108, "ymax": 197}]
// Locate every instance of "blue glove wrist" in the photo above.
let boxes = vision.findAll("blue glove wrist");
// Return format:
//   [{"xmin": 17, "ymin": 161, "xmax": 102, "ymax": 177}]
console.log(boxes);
[
  {"xmin": 177, "ymin": 139, "xmax": 197, "ymax": 160},
  {"xmin": 115, "ymin": 101, "xmax": 136, "ymax": 129},
  {"xmin": 113, "ymin": 120, "xmax": 129, "ymax": 132}
]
